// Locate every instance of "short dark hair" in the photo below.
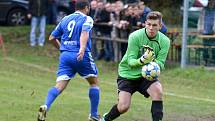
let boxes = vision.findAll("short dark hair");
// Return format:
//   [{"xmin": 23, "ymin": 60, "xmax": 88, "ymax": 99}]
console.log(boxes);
[
  {"xmin": 75, "ymin": 0, "xmax": 90, "ymax": 10},
  {"xmin": 146, "ymin": 11, "xmax": 163, "ymax": 23}
]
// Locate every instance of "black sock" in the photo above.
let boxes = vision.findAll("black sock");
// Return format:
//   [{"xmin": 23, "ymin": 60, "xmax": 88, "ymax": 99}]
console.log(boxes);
[
  {"xmin": 105, "ymin": 104, "xmax": 121, "ymax": 121},
  {"xmin": 151, "ymin": 101, "xmax": 163, "ymax": 121}
]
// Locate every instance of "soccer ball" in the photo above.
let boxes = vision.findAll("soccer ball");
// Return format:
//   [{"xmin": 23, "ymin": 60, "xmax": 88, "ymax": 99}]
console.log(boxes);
[{"xmin": 141, "ymin": 62, "xmax": 160, "ymax": 81}]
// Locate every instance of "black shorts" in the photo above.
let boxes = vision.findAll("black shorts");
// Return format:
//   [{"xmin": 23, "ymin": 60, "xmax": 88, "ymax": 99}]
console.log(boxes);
[{"xmin": 117, "ymin": 76, "xmax": 159, "ymax": 98}]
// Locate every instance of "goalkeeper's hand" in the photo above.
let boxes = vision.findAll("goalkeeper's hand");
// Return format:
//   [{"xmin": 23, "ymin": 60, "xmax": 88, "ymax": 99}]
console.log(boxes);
[{"xmin": 139, "ymin": 45, "xmax": 155, "ymax": 65}]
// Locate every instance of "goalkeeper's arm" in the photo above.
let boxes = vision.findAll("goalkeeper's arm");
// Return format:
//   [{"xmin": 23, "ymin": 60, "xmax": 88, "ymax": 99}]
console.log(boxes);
[
  {"xmin": 127, "ymin": 46, "xmax": 155, "ymax": 67},
  {"xmin": 138, "ymin": 46, "xmax": 155, "ymax": 65}
]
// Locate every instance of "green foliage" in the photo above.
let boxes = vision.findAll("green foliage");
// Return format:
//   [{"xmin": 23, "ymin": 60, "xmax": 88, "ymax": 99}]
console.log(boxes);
[{"xmin": 147, "ymin": 0, "xmax": 182, "ymax": 25}]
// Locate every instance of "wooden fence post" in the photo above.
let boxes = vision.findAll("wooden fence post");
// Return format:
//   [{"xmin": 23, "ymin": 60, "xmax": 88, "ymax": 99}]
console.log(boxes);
[{"xmin": 110, "ymin": 13, "xmax": 120, "ymax": 62}]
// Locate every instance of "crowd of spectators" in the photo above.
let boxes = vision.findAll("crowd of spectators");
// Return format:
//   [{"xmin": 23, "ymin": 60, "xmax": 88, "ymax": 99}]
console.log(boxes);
[
  {"xmin": 29, "ymin": 0, "xmax": 167, "ymax": 61},
  {"xmin": 89, "ymin": 0, "xmax": 167, "ymax": 61},
  {"xmin": 27, "ymin": 0, "xmax": 167, "ymax": 61},
  {"xmin": 26, "ymin": 0, "xmax": 215, "ymax": 65}
]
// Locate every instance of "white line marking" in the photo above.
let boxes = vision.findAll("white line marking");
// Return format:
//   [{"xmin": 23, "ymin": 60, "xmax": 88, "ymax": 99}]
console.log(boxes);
[{"xmin": 165, "ymin": 92, "xmax": 215, "ymax": 103}]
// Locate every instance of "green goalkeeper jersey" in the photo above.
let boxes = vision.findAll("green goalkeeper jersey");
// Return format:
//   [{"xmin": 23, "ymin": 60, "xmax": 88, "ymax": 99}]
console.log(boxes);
[{"xmin": 118, "ymin": 28, "xmax": 170, "ymax": 79}]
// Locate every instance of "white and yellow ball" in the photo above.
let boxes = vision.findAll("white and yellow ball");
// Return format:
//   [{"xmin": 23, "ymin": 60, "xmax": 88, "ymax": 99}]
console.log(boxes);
[{"xmin": 142, "ymin": 62, "xmax": 160, "ymax": 81}]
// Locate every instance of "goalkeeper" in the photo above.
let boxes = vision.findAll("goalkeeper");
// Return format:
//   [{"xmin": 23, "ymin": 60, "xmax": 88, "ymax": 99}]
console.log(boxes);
[{"xmin": 101, "ymin": 11, "xmax": 170, "ymax": 121}]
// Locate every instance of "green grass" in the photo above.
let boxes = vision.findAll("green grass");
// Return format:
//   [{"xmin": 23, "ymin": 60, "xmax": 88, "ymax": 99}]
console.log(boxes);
[{"xmin": 0, "ymin": 26, "xmax": 215, "ymax": 121}]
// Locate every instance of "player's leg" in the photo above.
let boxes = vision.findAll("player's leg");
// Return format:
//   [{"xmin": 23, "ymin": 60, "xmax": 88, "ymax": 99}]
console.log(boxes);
[
  {"xmin": 147, "ymin": 81, "xmax": 163, "ymax": 121},
  {"xmin": 86, "ymin": 77, "xmax": 100, "ymax": 121},
  {"xmin": 38, "ymin": 80, "xmax": 69, "ymax": 121},
  {"xmin": 44, "ymin": 80, "xmax": 69, "ymax": 110},
  {"xmin": 38, "ymin": 51, "xmax": 75, "ymax": 121},
  {"xmin": 43, "ymin": 51, "xmax": 75, "ymax": 111},
  {"xmin": 102, "ymin": 91, "xmax": 131, "ymax": 121},
  {"xmin": 102, "ymin": 77, "xmax": 133, "ymax": 121},
  {"xmin": 77, "ymin": 52, "xmax": 100, "ymax": 120}
]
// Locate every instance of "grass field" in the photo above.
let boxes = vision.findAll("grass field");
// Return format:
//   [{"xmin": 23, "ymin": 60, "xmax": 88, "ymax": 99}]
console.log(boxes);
[{"xmin": 0, "ymin": 26, "xmax": 215, "ymax": 121}]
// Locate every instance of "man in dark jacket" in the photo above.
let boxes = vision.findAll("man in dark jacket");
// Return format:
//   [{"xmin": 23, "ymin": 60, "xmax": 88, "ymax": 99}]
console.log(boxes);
[{"xmin": 27, "ymin": 0, "xmax": 49, "ymax": 47}]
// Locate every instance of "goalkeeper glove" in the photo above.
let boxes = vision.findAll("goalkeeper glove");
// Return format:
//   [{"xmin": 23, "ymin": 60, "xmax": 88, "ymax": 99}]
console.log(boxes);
[{"xmin": 139, "ymin": 45, "xmax": 155, "ymax": 65}]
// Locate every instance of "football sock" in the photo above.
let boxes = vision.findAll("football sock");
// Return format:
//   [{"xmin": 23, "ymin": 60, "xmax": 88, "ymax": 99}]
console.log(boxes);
[
  {"xmin": 105, "ymin": 104, "xmax": 121, "ymax": 121},
  {"xmin": 45, "ymin": 87, "xmax": 60, "ymax": 111},
  {"xmin": 151, "ymin": 101, "xmax": 163, "ymax": 121},
  {"xmin": 89, "ymin": 86, "xmax": 100, "ymax": 117}
]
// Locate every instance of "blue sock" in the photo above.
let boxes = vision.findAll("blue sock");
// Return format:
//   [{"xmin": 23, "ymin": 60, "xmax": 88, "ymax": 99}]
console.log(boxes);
[
  {"xmin": 89, "ymin": 86, "xmax": 100, "ymax": 117},
  {"xmin": 45, "ymin": 87, "xmax": 60, "ymax": 110}
]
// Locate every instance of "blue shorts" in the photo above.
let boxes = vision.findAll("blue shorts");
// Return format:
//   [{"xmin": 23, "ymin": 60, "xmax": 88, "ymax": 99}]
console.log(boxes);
[{"xmin": 56, "ymin": 51, "xmax": 98, "ymax": 82}]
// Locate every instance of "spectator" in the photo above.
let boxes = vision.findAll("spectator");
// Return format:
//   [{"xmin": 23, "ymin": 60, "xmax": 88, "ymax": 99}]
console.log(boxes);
[
  {"xmin": 48, "ymin": 0, "xmax": 58, "ymax": 24},
  {"xmin": 125, "ymin": 0, "xmax": 139, "ymax": 4},
  {"xmin": 90, "ymin": 0, "xmax": 98, "ymax": 19},
  {"xmin": 115, "ymin": 0, "xmax": 124, "ymax": 20},
  {"xmin": 69, "ymin": 0, "xmax": 76, "ymax": 14},
  {"xmin": 96, "ymin": 2, "xmax": 113, "ymax": 61},
  {"xmin": 27, "ymin": 0, "xmax": 49, "ymax": 47},
  {"xmin": 127, "ymin": 5, "xmax": 141, "ymax": 27},
  {"xmin": 94, "ymin": 1, "xmax": 106, "ymax": 60},
  {"xmin": 90, "ymin": 0, "xmax": 99, "ymax": 59},
  {"xmin": 138, "ymin": 2, "xmax": 167, "ymax": 34},
  {"xmin": 138, "ymin": 1, "xmax": 151, "ymax": 27},
  {"xmin": 114, "ymin": 1, "xmax": 129, "ymax": 57},
  {"xmin": 198, "ymin": 0, "xmax": 215, "ymax": 65}
]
